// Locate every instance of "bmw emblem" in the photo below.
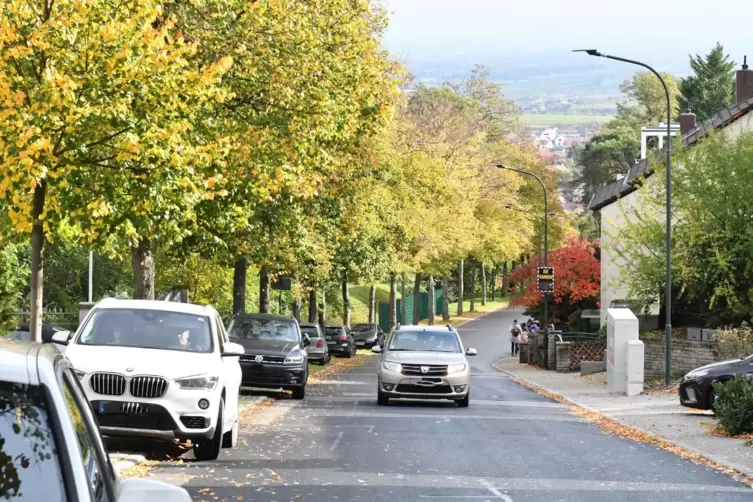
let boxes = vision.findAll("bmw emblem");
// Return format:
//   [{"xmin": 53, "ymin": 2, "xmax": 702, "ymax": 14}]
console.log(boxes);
[
  {"xmin": 125, "ymin": 367, "xmax": 134, "ymax": 372},
  {"xmin": 254, "ymin": 355, "xmax": 264, "ymax": 363}
]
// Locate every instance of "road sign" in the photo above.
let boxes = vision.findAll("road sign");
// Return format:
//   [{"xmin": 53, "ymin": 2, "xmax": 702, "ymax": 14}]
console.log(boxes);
[{"xmin": 537, "ymin": 266, "xmax": 554, "ymax": 293}]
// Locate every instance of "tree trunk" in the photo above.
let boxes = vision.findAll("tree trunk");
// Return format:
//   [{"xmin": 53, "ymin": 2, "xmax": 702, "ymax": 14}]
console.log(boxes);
[
  {"xmin": 469, "ymin": 261, "xmax": 476, "ymax": 312},
  {"xmin": 308, "ymin": 289, "xmax": 317, "ymax": 323},
  {"xmin": 318, "ymin": 288, "xmax": 326, "ymax": 332},
  {"xmin": 132, "ymin": 237, "xmax": 155, "ymax": 300},
  {"xmin": 490, "ymin": 266, "xmax": 496, "ymax": 302},
  {"xmin": 341, "ymin": 274, "xmax": 350, "ymax": 327},
  {"xmin": 389, "ymin": 273, "xmax": 397, "ymax": 329},
  {"xmin": 259, "ymin": 266, "xmax": 270, "ymax": 313},
  {"xmin": 442, "ymin": 275, "xmax": 450, "ymax": 321},
  {"xmin": 412, "ymin": 274, "xmax": 421, "ymax": 324},
  {"xmin": 400, "ymin": 272, "xmax": 407, "ymax": 324},
  {"xmin": 502, "ymin": 261, "xmax": 509, "ymax": 295},
  {"xmin": 232, "ymin": 256, "xmax": 247, "ymax": 314},
  {"xmin": 457, "ymin": 259, "xmax": 464, "ymax": 316},
  {"xmin": 481, "ymin": 262, "xmax": 487, "ymax": 306},
  {"xmin": 28, "ymin": 181, "xmax": 47, "ymax": 343},
  {"xmin": 427, "ymin": 275, "xmax": 435, "ymax": 325},
  {"xmin": 368, "ymin": 285, "xmax": 376, "ymax": 324},
  {"xmin": 292, "ymin": 297, "xmax": 301, "ymax": 322}
]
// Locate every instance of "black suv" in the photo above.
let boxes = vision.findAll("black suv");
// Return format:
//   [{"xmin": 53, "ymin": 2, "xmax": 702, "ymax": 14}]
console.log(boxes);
[
  {"xmin": 226, "ymin": 313, "xmax": 310, "ymax": 399},
  {"xmin": 350, "ymin": 323, "xmax": 384, "ymax": 349},
  {"xmin": 325, "ymin": 325, "xmax": 356, "ymax": 357}
]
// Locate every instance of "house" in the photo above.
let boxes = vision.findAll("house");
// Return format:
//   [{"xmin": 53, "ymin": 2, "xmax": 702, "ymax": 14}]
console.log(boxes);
[{"xmin": 588, "ymin": 60, "xmax": 753, "ymax": 326}]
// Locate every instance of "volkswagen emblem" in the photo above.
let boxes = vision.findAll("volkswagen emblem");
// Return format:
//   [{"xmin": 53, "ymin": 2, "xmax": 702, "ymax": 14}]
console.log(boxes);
[
  {"xmin": 125, "ymin": 367, "xmax": 134, "ymax": 373},
  {"xmin": 254, "ymin": 355, "xmax": 264, "ymax": 363},
  {"xmin": 420, "ymin": 366, "xmax": 429, "ymax": 374}
]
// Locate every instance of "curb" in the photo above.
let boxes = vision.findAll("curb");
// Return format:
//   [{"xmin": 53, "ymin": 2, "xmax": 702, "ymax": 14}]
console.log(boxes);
[
  {"xmin": 493, "ymin": 360, "xmax": 753, "ymax": 480},
  {"xmin": 110, "ymin": 453, "xmax": 147, "ymax": 474}
]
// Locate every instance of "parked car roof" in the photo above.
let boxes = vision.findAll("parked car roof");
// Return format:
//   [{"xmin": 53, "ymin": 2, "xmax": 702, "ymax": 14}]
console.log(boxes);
[
  {"xmin": 0, "ymin": 338, "xmax": 58, "ymax": 385},
  {"xmin": 233, "ymin": 312, "xmax": 297, "ymax": 322},
  {"xmin": 93, "ymin": 298, "xmax": 215, "ymax": 316}
]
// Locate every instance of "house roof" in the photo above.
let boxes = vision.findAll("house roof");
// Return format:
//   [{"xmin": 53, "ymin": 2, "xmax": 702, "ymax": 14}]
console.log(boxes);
[{"xmin": 588, "ymin": 96, "xmax": 753, "ymax": 211}]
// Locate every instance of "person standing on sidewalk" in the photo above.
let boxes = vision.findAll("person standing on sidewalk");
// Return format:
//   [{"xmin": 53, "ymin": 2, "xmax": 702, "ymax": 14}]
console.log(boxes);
[{"xmin": 509, "ymin": 320, "xmax": 522, "ymax": 357}]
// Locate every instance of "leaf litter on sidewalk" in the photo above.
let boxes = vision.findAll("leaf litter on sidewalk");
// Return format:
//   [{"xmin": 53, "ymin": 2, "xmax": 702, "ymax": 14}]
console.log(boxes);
[{"xmin": 509, "ymin": 376, "xmax": 753, "ymax": 486}]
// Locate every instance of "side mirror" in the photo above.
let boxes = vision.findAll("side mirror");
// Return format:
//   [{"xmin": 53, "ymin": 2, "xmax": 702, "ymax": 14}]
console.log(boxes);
[
  {"xmin": 465, "ymin": 348, "xmax": 477, "ymax": 356},
  {"xmin": 51, "ymin": 331, "xmax": 71, "ymax": 346},
  {"xmin": 302, "ymin": 334, "xmax": 311, "ymax": 347},
  {"xmin": 371, "ymin": 345, "xmax": 382, "ymax": 353},
  {"xmin": 117, "ymin": 479, "xmax": 192, "ymax": 502},
  {"xmin": 222, "ymin": 342, "xmax": 245, "ymax": 357}
]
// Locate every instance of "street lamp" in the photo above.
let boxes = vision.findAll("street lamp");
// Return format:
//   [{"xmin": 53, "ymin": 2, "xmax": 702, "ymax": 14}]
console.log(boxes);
[
  {"xmin": 495, "ymin": 164, "xmax": 551, "ymax": 352},
  {"xmin": 502, "ymin": 204, "xmax": 543, "ymax": 267},
  {"xmin": 574, "ymin": 49, "xmax": 673, "ymax": 386}
]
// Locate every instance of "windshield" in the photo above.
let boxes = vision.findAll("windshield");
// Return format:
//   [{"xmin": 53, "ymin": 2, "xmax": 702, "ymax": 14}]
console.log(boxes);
[
  {"xmin": 227, "ymin": 318, "xmax": 299, "ymax": 342},
  {"xmin": 76, "ymin": 308, "xmax": 213, "ymax": 353},
  {"xmin": 0, "ymin": 381, "xmax": 65, "ymax": 501},
  {"xmin": 300, "ymin": 326, "xmax": 321, "ymax": 338},
  {"xmin": 387, "ymin": 331, "xmax": 461, "ymax": 353},
  {"xmin": 352, "ymin": 324, "xmax": 376, "ymax": 332}
]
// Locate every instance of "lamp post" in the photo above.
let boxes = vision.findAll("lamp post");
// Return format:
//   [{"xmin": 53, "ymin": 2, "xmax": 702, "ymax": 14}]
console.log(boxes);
[
  {"xmin": 502, "ymin": 204, "xmax": 543, "ymax": 267},
  {"xmin": 574, "ymin": 49, "xmax": 673, "ymax": 386},
  {"xmin": 496, "ymin": 164, "xmax": 551, "ymax": 351}
]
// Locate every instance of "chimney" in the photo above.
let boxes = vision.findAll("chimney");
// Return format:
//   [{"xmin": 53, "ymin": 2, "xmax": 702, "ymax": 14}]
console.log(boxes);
[
  {"xmin": 679, "ymin": 109, "xmax": 697, "ymax": 135},
  {"xmin": 736, "ymin": 56, "xmax": 753, "ymax": 105}
]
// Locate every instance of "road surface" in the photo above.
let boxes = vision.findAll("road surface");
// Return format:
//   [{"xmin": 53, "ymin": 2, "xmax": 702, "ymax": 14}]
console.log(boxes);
[{"xmin": 148, "ymin": 309, "xmax": 753, "ymax": 501}]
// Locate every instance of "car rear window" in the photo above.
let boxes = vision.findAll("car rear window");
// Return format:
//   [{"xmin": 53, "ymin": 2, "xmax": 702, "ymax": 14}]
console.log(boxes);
[
  {"xmin": 351, "ymin": 324, "xmax": 375, "ymax": 331},
  {"xmin": 325, "ymin": 327, "xmax": 343, "ymax": 335},
  {"xmin": 0, "ymin": 381, "xmax": 66, "ymax": 501},
  {"xmin": 300, "ymin": 327, "xmax": 321, "ymax": 338}
]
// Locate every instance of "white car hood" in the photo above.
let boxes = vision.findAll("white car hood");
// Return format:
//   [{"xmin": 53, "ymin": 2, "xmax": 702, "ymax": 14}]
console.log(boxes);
[{"xmin": 65, "ymin": 344, "xmax": 220, "ymax": 380}]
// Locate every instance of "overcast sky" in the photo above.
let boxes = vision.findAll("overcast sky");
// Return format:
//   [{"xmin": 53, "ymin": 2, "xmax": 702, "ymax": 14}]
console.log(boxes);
[{"xmin": 384, "ymin": 0, "xmax": 751, "ymax": 70}]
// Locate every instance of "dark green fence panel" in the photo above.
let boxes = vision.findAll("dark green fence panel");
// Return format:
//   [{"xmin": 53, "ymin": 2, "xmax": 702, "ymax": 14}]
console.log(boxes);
[
  {"xmin": 378, "ymin": 302, "xmax": 390, "ymax": 333},
  {"xmin": 377, "ymin": 289, "xmax": 445, "ymax": 331}
]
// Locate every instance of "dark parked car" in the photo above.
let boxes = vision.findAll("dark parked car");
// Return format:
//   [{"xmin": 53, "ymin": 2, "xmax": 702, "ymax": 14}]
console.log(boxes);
[
  {"xmin": 679, "ymin": 355, "xmax": 753, "ymax": 411},
  {"xmin": 325, "ymin": 325, "xmax": 356, "ymax": 358},
  {"xmin": 6, "ymin": 322, "xmax": 71, "ymax": 343},
  {"xmin": 227, "ymin": 313, "xmax": 310, "ymax": 399},
  {"xmin": 350, "ymin": 323, "xmax": 384, "ymax": 349},
  {"xmin": 300, "ymin": 323, "xmax": 330, "ymax": 365}
]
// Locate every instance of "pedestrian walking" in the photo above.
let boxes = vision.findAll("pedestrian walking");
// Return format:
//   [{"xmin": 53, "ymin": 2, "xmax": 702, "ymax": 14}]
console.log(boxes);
[{"xmin": 509, "ymin": 319, "xmax": 522, "ymax": 357}]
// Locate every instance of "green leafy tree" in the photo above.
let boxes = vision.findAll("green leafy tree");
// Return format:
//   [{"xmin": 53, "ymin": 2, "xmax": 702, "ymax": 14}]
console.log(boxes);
[
  {"xmin": 679, "ymin": 43, "xmax": 736, "ymax": 122},
  {"xmin": 614, "ymin": 72, "xmax": 681, "ymax": 131}
]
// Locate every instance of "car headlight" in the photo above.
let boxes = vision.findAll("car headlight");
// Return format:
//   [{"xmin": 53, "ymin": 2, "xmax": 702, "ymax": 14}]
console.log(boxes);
[
  {"xmin": 74, "ymin": 370, "xmax": 86, "ymax": 380},
  {"xmin": 382, "ymin": 361, "xmax": 401, "ymax": 372},
  {"xmin": 686, "ymin": 369, "xmax": 709, "ymax": 379},
  {"xmin": 447, "ymin": 363, "xmax": 467, "ymax": 374},
  {"xmin": 284, "ymin": 355, "xmax": 305, "ymax": 365},
  {"xmin": 175, "ymin": 375, "xmax": 219, "ymax": 390}
]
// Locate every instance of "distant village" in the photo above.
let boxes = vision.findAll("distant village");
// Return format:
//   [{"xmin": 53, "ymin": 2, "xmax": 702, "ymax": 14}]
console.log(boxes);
[{"xmin": 527, "ymin": 125, "xmax": 598, "ymax": 164}]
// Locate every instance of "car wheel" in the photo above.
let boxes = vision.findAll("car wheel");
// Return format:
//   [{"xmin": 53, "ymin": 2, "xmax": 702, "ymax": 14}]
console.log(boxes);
[
  {"xmin": 345, "ymin": 346, "xmax": 353, "ymax": 358},
  {"xmin": 194, "ymin": 398, "xmax": 224, "ymax": 461},
  {"xmin": 292, "ymin": 385, "xmax": 306, "ymax": 400},
  {"xmin": 456, "ymin": 391, "xmax": 470, "ymax": 408},
  {"xmin": 377, "ymin": 390, "xmax": 389, "ymax": 406},
  {"xmin": 222, "ymin": 399, "xmax": 239, "ymax": 448}
]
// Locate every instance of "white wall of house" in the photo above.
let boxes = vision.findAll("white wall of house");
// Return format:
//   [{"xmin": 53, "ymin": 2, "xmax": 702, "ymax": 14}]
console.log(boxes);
[{"xmin": 597, "ymin": 113, "xmax": 753, "ymax": 326}]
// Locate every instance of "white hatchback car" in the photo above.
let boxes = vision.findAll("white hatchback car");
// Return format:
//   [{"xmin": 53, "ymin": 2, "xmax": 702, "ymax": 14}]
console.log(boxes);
[{"xmin": 55, "ymin": 299, "xmax": 244, "ymax": 461}]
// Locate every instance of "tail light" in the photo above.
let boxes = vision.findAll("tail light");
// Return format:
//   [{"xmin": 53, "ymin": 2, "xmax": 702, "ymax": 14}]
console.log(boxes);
[
  {"xmin": 316, "ymin": 339, "xmax": 323, "ymax": 349},
  {"xmin": 338, "ymin": 335, "xmax": 348, "ymax": 341}
]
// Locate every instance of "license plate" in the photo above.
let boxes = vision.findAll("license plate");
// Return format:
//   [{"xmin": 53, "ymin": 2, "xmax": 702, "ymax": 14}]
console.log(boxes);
[
  {"xmin": 356, "ymin": 341, "xmax": 365, "ymax": 346},
  {"xmin": 325, "ymin": 336, "xmax": 332, "ymax": 341}
]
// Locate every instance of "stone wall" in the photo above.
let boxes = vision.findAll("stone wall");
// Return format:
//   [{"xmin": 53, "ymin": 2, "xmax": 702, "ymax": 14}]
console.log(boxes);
[
  {"xmin": 555, "ymin": 342, "xmax": 571, "ymax": 372},
  {"xmin": 642, "ymin": 337, "xmax": 720, "ymax": 379}
]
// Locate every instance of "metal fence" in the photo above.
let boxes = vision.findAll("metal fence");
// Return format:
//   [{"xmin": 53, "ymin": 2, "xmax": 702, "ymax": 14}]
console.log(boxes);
[
  {"xmin": 377, "ymin": 289, "xmax": 445, "ymax": 332},
  {"xmin": 13, "ymin": 307, "xmax": 79, "ymax": 330}
]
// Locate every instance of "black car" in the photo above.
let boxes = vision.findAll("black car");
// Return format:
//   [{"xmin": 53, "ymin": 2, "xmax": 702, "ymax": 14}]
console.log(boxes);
[
  {"xmin": 679, "ymin": 355, "xmax": 753, "ymax": 411},
  {"xmin": 7, "ymin": 322, "xmax": 71, "ymax": 343},
  {"xmin": 325, "ymin": 325, "xmax": 356, "ymax": 358},
  {"xmin": 226, "ymin": 313, "xmax": 310, "ymax": 399},
  {"xmin": 350, "ymin": 323, "xmax": 384, "ymax": 349}
]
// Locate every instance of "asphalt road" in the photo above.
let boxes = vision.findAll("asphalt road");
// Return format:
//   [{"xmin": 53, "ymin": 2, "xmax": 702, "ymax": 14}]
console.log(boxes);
[{"xmin": 149, "ymin": 309, "xmax": 753, "ymax": 501}]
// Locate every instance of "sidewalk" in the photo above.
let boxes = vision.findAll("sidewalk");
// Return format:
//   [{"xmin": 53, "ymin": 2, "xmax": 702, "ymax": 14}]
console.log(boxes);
[{"xmin": 493, "ymin": 356, "xmax": 753, "ymax": 479}]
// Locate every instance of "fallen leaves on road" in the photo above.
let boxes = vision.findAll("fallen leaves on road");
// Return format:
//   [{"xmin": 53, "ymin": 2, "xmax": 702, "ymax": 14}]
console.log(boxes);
[
  {"xmin": 308, "ymin": 351, "xmax": 374, "ymax": 384},
  {"xmin": 642, "ymin": 384, "xmax": 679, "ymax": 395},
  {"xmin": 239, "ymin": 394, "xmax": 274, "ymax": 422},
  {"xmin": 511, "ymin": 376, "xmax": 753, "ymax": 486},
  {"xmin": 118, "ymin": 459, "xmax": 156, "ymax": 480},
  {"xmin": 699, "ymin": 421, "xmax": 753, "ymax": 440}
]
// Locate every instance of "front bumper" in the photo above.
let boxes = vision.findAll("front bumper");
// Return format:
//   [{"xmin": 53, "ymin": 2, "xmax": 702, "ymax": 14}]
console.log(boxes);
[
  {"xmin": 377, "ymin": 366, "xmax": 470, "ymax": 399},
  {"xmin": 239, "ymin": 361, "xmax": 307, "ymax": 389},
  {"xmin": 679, "ymin": 378, "xmax": 711, "ymax": 409}
]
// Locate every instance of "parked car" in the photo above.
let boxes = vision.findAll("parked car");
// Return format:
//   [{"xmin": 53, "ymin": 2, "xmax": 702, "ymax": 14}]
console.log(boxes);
[
  {"xmin": 325, "ymin": 325, "xmax": 356, "ymax": 358},
  {"xmin": 350, "ymin": 323, "xmax": 384, "ymax": 349},
  {"xmin": 53, "ymin": 298, "xmax": 244, "ymax": 461},
  {"xmin": 300, "ymin": 323, "xmax": 330, "ymax": 365},
  {"xmin": 679, "ymin": 355, "xmax": 753, "ymax": 411},
  {"xmin": 372, "ymin": 324, "xmax": 476, "ymax": 407},
  {"xmin": 226, "ymin": 313, "xmax": 310, "ymax": 399},
  {"xmin": 6, "ymin": 321, "xmax": 71, "ymax": 343},
  {"xmin": 0, "ymin": 338, "xmax": 192, "ymax": 501}
]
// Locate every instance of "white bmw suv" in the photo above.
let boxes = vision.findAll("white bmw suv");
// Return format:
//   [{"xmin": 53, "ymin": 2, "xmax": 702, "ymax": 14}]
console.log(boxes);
[{"xmin": 55, "ymin": 299, "xmax": 244, "ymax": 461}]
